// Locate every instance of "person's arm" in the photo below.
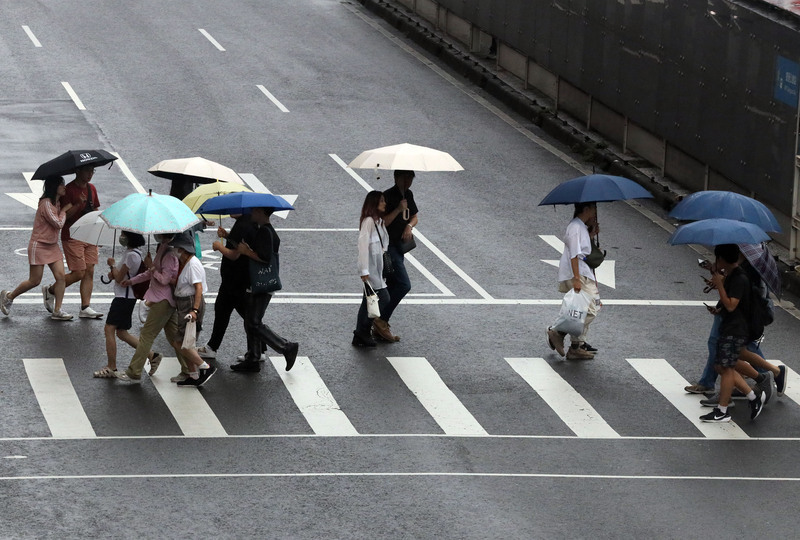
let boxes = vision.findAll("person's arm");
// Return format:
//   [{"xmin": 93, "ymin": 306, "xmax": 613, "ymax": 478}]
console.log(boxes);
[
  {"xmin": 41, "ymin": 200, "xmax": 68, "ymax": 228},
  {"xmin": 152, "ymin": 252, "xmax": 179, "ymax": 286},
  {"xmin": 570, "ymin": 257, "xmax": 582, "ymax": 292},
  {"xmin": 187, "ymin": 282, "xmax": 203, "ymax": 321},
  {"xmin": 213, "ymin": 240, "xmax": 241, "ymax": 260},
  {"xmin": 383, "ymin": 199, "xmax": 407, "ymax": 226},
  {"xmin": 711, "ymin": 272, "xmax": 740, "ymax": 312},
  {"xmin": 358, "ymin": 218, "xmax": 374, "ymax": 282},
  {"xmin": 401, "ymin": 213, "xmax": 418, "ymax": 242}
]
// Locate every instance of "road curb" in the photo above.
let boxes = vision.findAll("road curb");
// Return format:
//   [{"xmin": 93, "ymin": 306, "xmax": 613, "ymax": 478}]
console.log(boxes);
[{"xmin": 356, "ymin": 0, "xmax": 800, "ymax": 299}]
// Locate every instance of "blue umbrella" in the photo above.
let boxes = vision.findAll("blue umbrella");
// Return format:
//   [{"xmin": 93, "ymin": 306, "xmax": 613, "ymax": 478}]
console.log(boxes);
[
  {"xmin": 538, "ymin": 174, "xmax": 653, "ymax": 205},
  {"xmin": 196, "ymin": 192, "xmax": 295, "ymax": 215},
  {"xmin": 668, "ymin": 190, "xmax": 781, "ymax": 233},
  {"xmin": 100, "ymin": 190, "xmax": 202, "ymax": 235},
  {"xmin": 668, "ymin": 218, "xmax": 770, "ymax": 246}
]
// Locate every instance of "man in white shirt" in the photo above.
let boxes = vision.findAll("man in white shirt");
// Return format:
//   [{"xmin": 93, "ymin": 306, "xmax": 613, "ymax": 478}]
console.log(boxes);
[{"xmin": 546, "ymin": 202, "xmax": 600, "ymax": 360}]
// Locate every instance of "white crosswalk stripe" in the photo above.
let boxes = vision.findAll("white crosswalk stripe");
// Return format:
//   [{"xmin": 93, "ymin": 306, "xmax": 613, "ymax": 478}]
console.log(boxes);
[
  {"xmin": 387, "ymin": 357, "xmax": 488, "ymax": 436},
  {"xmin": 149, "ymin": 358, "xmax": 227, "ymax": 437},
  {"xmin": 269, "ymin": 356, "xmax": 358, "ymax": 436},
  {"xmin": 506, "ymin": 357, "xmax": 619, "ymax": 438},
  {"xmin": 23, "ymin": 358, "xmax": 96, "ymax": 438},
  {"xmin": 627, "ymin": 358, "xmax": 749, "ymax": 439}
]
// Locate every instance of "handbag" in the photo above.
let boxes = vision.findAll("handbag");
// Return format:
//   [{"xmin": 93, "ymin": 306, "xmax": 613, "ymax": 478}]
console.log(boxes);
[
  {"xmin": 364, "ymin": 281, "xmax": 380, "ymax": 318},
  {"xmin": 552, "ymin": 289, "xmax": 592, "ymax": 337},
  {"xmin": 377, "ymin": 226, "xmax": 394, "ymax": 278},
  {"xmin": 583, "ymin": 238, "xmax": 606, "ymax": 269},
  {"xmin": 249, "ymin": 253, "xmax": 282, "ymax": 293},
  {"xmin": 398, "ymin": 236, "xmax": 416, "ymax": 254},
  {"xmin": 182, "ymin": 317, "xmax": 197, "ymax": 349}
]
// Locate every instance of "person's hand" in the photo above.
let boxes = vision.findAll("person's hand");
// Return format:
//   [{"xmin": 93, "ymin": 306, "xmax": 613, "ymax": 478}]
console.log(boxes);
[
  {"xmin": 710, "ymin": 271, "xmax": 725, "ymax": 290},
  {"xmin": 361, "ymin": 275, "xmax": 369, "ymax": 282},
  {"xmin": 572, "ymin": 276, "xmax": 582, "ymax": 292},
  {"xmin": 186, "ymin": 311, "xmax": 197, "ymax": 322},
  {"xmin": 107, "ymin": 270, "xmax": 114, "ymax": 280},
  {"xmin": 237, "ymin": 241, "xmax": 250, "ymax": 255},
  {"xmin": 217, "ymin": 226, "xmax": 228, "ymax": 239},
  {"xmin": 121, "ymin": 279, "xmax": 131, "ymax": 287},
  {"xmin": 107, "ymin": 257, "xmax": 115, "ymax": 267},
  {"xmin": 212, "ymin": 240, "xmax": 223, "ymax": 252},
  {"xmin": 144, "ymin": 252, "xmax": 154, "ymax": 270},
  {"xmin": 203, "ymin": 219, "xmax": 216, "ymax": 227},
  {"xmin": 402, "ymin": 225, "xmax": 413, "ymax": 242},
  {"xmin": 397, "ymin": 199, "xmax": 408, "ymax": 212}
]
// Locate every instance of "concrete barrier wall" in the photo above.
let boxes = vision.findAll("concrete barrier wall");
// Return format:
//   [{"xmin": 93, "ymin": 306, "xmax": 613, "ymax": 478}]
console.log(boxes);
[{"xmin": 391, "ymin": 0, "xmax": 800, "ymax": 250}]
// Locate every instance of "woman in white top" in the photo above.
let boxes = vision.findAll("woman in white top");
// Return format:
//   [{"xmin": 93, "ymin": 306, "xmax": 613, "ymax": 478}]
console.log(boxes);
[
  {"xmin": 353, "ymin": 191, "xmax": 397, "ymax": 347},
  {"xmin": 170, "ymin": 231, "xmax": 216, "ymax": 387}
]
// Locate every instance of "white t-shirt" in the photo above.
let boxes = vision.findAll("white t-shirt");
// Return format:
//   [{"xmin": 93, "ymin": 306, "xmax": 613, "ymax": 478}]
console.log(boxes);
[
  {"xmin": 114, "ymin": 249, "xmax": 143, "ymax": 298},
  {"xmin": 558, "ymin": 217, "xmax": 593, "ymax": 282},
  {"xmin": 174, "ymin": 256, "xmax": 208, "ymax": 298}
]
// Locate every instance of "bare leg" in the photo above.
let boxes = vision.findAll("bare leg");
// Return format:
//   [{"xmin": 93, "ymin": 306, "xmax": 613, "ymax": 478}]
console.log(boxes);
[
  {"xmin": 735, "ymin": 359, "xmax": 759, "ymax": 380},
  {"xmin": 740, "ymin": 348, "xmax": 780, "ymax": 377},
  {"xmin": 8, "ymin": 265, "xmax": 45, "ymax": 300},
  {"xmin": 48, "ymin": 260, "xmax": 67, "ymax": 312},
  {"xmin": 80, "ymin": 264, "xmax": 95, "ymax": 308},
  {"xmin": 104, "ymin": 324, "xmax": 118, "ymax": 370}
]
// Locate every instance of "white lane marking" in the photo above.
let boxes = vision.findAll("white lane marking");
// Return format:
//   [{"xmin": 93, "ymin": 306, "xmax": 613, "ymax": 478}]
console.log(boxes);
[
  {"xmin": 539, "ymin": 235, "xmax": 616, "ymax": 289},
  {"xmin": 5, "ymin": 172, "xmax": 42, "ymax": 210},
  {"xmin": 22, "ymin": 26, "xmax": 41, "ymax": 47},
  {"xmin": 23, "ymin": 358, "xmax": 96, "ymax": 438},
  {"xmin": 773, "ymin": 362, "xmax": 800, "ymax": 406},
  {"xmin": 256, "ymin": 85, "xmax": 290, "ymax": 113},
  {"xmin": 237, "ymin": 173, "xmax": 297, "ymax": 219},
  {"xmin": 404, "ymin": 252, "xmax": 453, "ymax": 296},
  {"xmin": 61, "ymin": 82, "xmax": 85, "ymax": 110},
  {"xmin": 269, "ymin": 356, "xmax": 358, "ymax": 436},
  {"xmin": 387, "ymin": 357, "xmax": 488, "ymax": 436},
  {"xmin": 149, "ymin": 357, "xmax": 227, "ymax": 437},
  {"xmin": 627, "ymin": 358, "xmax": 749, "ymax": 439},
  {"xmin": 330, "ymin": 153, "xmax": 494, "ymax": 300},
  {"xmin": 110, "ymin": 152, "xmax": 146, "ymax": 194},
  {"xmin": 506, "ymin": 358, "xmax": 619, "ymax": 438},
  {"xmin": 198, "ymin": 29, "xmax": 225, "ymax": 51}
]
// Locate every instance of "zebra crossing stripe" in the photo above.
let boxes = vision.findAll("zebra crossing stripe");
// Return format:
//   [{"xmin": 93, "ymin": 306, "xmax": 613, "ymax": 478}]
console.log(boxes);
[
  {"xmin": 23, "ymin": 358, "xmax": 96, "ymax": 438},
  {"xmin": 773, "ymin": 362, "xmax": 800, "ymax": 405},
  {"xmin": 149, "ymin": 358, "xmax": 227, "ymax": 437},
  {"xmin": 269, "ymin": 356, "xmax": 359, "ymax": 436},
  {"xmin": 626, "ymin": 358, "xmax": 749, "ymax": 439},
  {"xmin": 386, "ymin": 357, "xmax": 488, "ymax": 436},
  {"xmin": 505, "ymin": 358, "xmax": 619, "ymax": 438}
]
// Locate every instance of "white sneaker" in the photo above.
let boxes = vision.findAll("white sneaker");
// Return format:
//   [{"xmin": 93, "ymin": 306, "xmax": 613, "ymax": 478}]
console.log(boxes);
[
  {"xmin": 79, "ymin": 306, "xmax": 104, "ymax": 319},
  {"xmin": 51, "ymin": 310, "xmax": 73, "ymax": 321},
  {"xmin": 197, "ymin": 345, "xmax": 216, "ymax": 360},
  {"xmin": 42, "ymin": 285, "xmax": 55, "ymax": 313},
  {"xmin": 0, "ymin": 290, "xmax": 12, "ymax": 316}
]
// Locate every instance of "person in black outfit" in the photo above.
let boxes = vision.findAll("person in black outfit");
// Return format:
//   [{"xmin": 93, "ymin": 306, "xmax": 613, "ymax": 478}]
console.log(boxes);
[
  {"xmin": 230, "ymin": 206, "xmax": 298, "ymax": 373},
  {"xmin": 197, "ymin": 214, "xmax": 257, "ymax": 360},
  {"xmin": 382, "ymin": 170, "xmax": 419, "ymax": 328}
]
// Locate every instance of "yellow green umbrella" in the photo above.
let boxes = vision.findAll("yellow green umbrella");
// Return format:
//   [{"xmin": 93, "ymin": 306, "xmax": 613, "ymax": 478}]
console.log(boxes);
[{"xmin": 182, "ymin": 181, "xmax": 251, "ymax": 220}]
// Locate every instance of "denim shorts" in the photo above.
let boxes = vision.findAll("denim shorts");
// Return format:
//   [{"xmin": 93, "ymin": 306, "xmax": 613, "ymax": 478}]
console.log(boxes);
[{"xmin": 715, "ymin": 335, "xmax": 747, "ymax": 368}]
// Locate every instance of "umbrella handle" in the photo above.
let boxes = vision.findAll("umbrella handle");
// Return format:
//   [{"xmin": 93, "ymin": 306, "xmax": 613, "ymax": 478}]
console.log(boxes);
[{"xmin": 100, "ymin": 275, "xmax": 112, "ymax": 284}]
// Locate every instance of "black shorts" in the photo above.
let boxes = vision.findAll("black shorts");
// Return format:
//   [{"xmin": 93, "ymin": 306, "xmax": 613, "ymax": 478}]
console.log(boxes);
[{"xmin": 105, "ymin": 297, "xmax": 138, "ymax": 330}]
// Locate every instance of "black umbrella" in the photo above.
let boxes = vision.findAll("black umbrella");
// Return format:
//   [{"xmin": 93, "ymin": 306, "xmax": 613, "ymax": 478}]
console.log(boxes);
[{"xmin": 32, "ymin": 149, "xmax": 117, "ymax": 179}]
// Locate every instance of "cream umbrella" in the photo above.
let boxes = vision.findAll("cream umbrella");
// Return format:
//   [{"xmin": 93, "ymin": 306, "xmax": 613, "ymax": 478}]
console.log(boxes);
[
  {"xmin": 148, "ymin": 157, "xmax": 245, "ymax": 185},
  {"xmin": 347, "ymin": 143, "xmax": 463, "ymax": 171}
]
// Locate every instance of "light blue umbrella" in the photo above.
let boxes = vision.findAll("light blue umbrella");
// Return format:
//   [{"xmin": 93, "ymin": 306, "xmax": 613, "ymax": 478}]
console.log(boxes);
[
  {"xmin": 668, "ymin": 218, "xmax": 770, "ymax": 246},
  {"xmin": 100, "ymin": 190, "xmax": 202, "ymax": 235},
  {"xmin": 196, "ymin": 192, "xmax": 295, "ymax": 215},
  {"xmin": 669, "ymin": 190, "xmax": 781, "ymax": 233}
]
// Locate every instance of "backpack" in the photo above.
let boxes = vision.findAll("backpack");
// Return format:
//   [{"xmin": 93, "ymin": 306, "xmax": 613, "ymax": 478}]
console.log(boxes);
[
  {"xmin": 746, "ymin": 275, "xmax": 774, "ymax": 342},
  {"xmin": 128, "ymin": 250, "xmax": 150, "ymax": 301}
]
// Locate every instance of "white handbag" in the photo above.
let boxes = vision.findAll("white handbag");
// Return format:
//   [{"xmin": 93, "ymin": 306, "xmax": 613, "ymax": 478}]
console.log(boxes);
[
  {"xmin": 552, "ymin": 289, "xmax": 592, "ymax": 337},
  {"xmin": 364, "ymin": 281, "xmax": 380, "ymax": 319},
  {"xmin": 182, "ymin": 316, "xmax": 197, "ymax": 349}
]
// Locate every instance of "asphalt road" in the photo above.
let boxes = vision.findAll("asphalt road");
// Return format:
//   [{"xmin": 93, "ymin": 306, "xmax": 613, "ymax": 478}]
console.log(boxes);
[{"xmin": 1, "ymin": 1, "xmax": 800, "ymax": 538}]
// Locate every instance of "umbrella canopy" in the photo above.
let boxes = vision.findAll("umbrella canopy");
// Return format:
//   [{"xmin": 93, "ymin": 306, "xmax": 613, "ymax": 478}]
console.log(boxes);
[
  {"xmin": 148, "ymin": 157, "xmax": 244, "ymax": 185},
  {"xmin": 738, "ymin": 242, "xmax": 781, "ymax": 299},
  {"xmin": 668, "ymin": 218, "xmax": 770, "ymax": 246},
  {"xmin": 69, "ymin": 210, "xmax": 118, "ymax": 246},
  {"xmin": 100, "ymin": 191, "xmax": 202, "ymax": 235},
  {"xmin": 32, "ymin": 150, "xmax": 117, "ymax": 179},
  {"xmin": 538, "ymin": 174, "xmax": 653, "ymax": 205},
  {"xmin": 196, "ymin": 192, "xmax": 295, "ymax": 215},
  {"xmin": 348, "ymin": 143, "xmax": 464, "ymax": 171},
  {"xmin": 182, "ymin": 181, "xmax": 252, "ymax": 218},
  {"xmin": 669, "ymin": 190, "xmax": 781, "ymax": 233}
]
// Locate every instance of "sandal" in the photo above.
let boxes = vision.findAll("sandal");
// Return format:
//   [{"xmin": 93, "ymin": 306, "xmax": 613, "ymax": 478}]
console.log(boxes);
[
  {"xmin": 148, "ymin": 352, "xmax": 162, "ymax": 376},
  {"xmin": 93, "ymin": 366, "xmax": 118, "ymax": 378}
]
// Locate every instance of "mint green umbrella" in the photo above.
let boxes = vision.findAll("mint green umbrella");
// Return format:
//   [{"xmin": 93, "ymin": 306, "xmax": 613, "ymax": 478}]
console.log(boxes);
[{"xmin": 100, "ymin": 190, "xmax": 202, "ymax": 235}]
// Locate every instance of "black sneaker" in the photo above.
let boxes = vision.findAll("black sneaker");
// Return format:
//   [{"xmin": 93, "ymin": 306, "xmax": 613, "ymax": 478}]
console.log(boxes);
[
  {"xmin": 231, "ymin": 361, "xmax": 261, "ymax": 372},
  {"xmin": 197, "ymin": 366, "xmax": 217, "ymax": 387},
  {"xmin": 580, "ymin": 343, "xmax": 598, "ymax": 353},
  {"xmin": 352, "ymin": 330, "xmax": 376, "ymax": 348},
  {"xmin": 776, "ymin": 365, "xmax": 787, "ymax": 397},
  {"xmin": 700, "ymin": 407, "xmax": 731, "ymax": 423},
  {"xmin": 176, "ymin": 375, "xmax": 200, "ymax": 387},
  {"xmin": 749, "ymin": 390, "xmax": 766, "ymax": 420},
  {"xmin": 284, "ymin": 342, "xmax": 299, "ymax": 371}
]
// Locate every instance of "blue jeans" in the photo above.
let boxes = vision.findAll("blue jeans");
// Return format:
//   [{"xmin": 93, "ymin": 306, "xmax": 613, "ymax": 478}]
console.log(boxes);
[
  {"xmin": 699, "ymin": 314, "xmax": 765, "ymax": 388},
  {"xmin": 355, "ymin": 286, "xmax": 390, "ymax": 334},
  {"xmin": 383, "ymin": 245, "xmax": 411, "ymax": 322}
]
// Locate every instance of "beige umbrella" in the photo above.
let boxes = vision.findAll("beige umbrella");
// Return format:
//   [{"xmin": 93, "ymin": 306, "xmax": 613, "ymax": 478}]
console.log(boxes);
[
  {"xmin": 348, "ymin": 143, "xmax": 463, "ymax": 171},
  {"xmin": 148, "ymin": 157, "xmax": 244, "ymax": 185},
  {"xmin": 182, "ymin": 180, "xmax": 251, "ymax": 220}
]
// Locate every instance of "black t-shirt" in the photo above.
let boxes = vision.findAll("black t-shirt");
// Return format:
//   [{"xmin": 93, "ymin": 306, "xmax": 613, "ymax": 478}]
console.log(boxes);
[
  {"xmin": 717, "ymin": 266, "xmax": 750, "ymax": 338},
  {"xmin": 220, "ymin": 214, "xmax": 255, "ymax": 284},
  {"xmin": 250, "ymin": 223, "xmax": 280, "ymax": 264},
  {"xmin": 383, "ymin": 185, "xmax": 418, "ymax": 244}
]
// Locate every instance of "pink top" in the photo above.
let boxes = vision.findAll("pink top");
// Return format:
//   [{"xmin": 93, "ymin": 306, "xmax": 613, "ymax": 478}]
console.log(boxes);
[
  {"xmin": 129, "ymin": 242, "xmax": 179, "ymax": 307},
  {"xmin": 30, "ymin": 198, "xmax": 66, "ymax": 245}
]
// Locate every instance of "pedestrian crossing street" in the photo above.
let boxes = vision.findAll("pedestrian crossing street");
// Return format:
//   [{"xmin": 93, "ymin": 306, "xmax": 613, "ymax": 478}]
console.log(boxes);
[{"xmin": 13, "ymin": 356, "xmax": 799, "ymax": 440}]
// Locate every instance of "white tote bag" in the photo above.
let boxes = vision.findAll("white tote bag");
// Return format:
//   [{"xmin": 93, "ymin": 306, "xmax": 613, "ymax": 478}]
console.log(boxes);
[
  {"xmin": 552, "ymin": 289, "xmax": 592, "ymax": 337},
  {"xmin": 364, "ymin": 281, "xmax": 380, "ymax": 319},
  {"xmin": 182, "ymin": 315, "xmax": 197, "ymax": 349}
]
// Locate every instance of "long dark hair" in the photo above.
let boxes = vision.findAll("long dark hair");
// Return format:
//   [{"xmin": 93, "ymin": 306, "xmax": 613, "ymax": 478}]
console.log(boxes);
[
  {"xmin": 41, "ymin": 176, "xmax": 64, "ymax": 204},
  {"xmin": 123, "ymin": 231, "xmax": 146, "ymax": 248},
  {"xmin": 360, "ymin": 190, "xmax": 384, "ymax": 226}
]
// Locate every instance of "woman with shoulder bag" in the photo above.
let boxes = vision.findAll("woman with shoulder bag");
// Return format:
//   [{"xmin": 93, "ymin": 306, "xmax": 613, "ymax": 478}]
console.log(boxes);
[{"xmin": 353, "ymin": 191, "xmax": 398, "ymax": 347}]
